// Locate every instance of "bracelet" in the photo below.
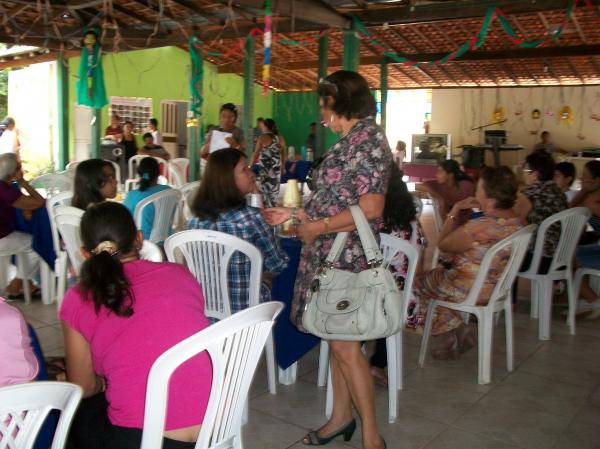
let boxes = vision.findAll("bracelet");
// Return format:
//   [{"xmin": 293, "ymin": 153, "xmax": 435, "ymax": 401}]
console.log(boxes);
[{"xmin": 323, "ymin": 217, "xmax": 330, "ymax": 233}]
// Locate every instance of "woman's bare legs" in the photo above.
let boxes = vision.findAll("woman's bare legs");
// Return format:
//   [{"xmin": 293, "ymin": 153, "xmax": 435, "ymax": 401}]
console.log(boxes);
[{"xmin": 309, "ymin": 340, "xmax": 383, "ymax": 449}]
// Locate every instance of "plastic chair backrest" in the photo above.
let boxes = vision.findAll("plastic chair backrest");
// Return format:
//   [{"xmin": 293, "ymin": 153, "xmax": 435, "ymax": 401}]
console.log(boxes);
[
  {"xmin": 30, "ymin": 173, "xmax": 73, "ymax": 198},
  {"xmin": 103, "ymin": 159, "xmax": 122, "ymax": 186},
  {"xmin": 47, "ymin": 191, "xmax": 73, "ymax": 254},
  {"xmin": 430, "ymin": 196, "xmax": 444, "ymax": 233},
  {"xmin": 128, "ymin": 155, "xmax": 167, "ymax": 180},
  {"xmin": 380, "ymin": 233, "xmax": 420, "ymax": 322},
  {"xmin": 54, "ymin": 206, "xmax": 84, "ymax": 274},
  {"xmin": 164, "ymin": 230, "xmax": 263, "ymax": 321},
  {"xmin": 523, "ymin": 207, "xmax": 591, "ymax": 276},
  {"xmin": 169, "ymin": 158, "xmax": 190, "ymax": 187},
  {"xmin": 140, "ymin": 302, "xmax": 283, "ymax": 449},
  {"xmin": 140, "ymin": 240, "xmax": 163, "ymax": 262},
  {"xmin": 65, "ymin": 161, "xmax": 79, "ymax": 171},
  {"xmin": 133, "ymin": 189, "xmax": 181, "ymax": 244},
  {"xmin": 464, "ymin": 224, "xmax": 535, "ymax": 307},
  {"xmin": 0, "ymin": 382, "xmax": 82, "ymax": 449},
  {"xmin": 410, "ymin": 194, "xmax": 423, "ymax": 217},
  {"xmin": 179, "ymin": 181, "xmax": 201, "ymax": 224}
]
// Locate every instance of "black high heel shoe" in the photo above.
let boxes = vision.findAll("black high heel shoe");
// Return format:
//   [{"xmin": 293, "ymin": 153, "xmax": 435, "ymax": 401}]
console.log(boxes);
[{"xmin": 302, "ymin": 419, "xmax": 356, "ymax": 446}]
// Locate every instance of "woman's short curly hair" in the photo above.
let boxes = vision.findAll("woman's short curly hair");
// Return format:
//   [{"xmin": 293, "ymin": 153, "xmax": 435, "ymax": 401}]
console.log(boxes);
[
  {"xmin": 479, "ymin": 166, "xmax": 518, "ymax": 210},
  {"xmin": 317, "ymin": 70, "xmax": 376, "ymax": 120}
]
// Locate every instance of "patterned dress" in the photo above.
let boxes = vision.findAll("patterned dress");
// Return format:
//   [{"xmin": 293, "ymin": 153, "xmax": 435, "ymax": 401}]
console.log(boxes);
[
  {"xmin": 256, "ymin": 133, "xmax": 282, "ymax": 208},
  {"xmin": 522, "ymin": 181, "xmax": 567, "ymax": 258},
  {"xmin": 407, "ymin": 216, "xmax": 523, "ymax": 335},
  {"xmin": 290, "ymin": 117, "xmax": 393, "ymax": 330}
]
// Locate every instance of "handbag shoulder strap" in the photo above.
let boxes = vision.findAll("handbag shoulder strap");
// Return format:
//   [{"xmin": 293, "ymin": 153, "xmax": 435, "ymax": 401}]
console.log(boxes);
[
  {"xmin": 349, "ymin": 205, "xmax": 383, "ymax": 263},
  {"xmin": 323, "ymin": 205, "xmax": 383, "ymax": 265}
]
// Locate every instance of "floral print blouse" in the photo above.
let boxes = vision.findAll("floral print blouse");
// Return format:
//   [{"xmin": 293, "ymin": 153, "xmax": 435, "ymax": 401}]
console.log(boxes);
[{"xmin": 290, "ymin": 117, "xmax": 392, "ymax": 329}]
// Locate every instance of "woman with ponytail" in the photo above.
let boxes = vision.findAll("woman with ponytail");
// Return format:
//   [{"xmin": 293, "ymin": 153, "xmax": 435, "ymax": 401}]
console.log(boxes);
[
  {"xmin": 60, "ymin": 202, "xmax": 212, "ymax": 449},
  {"xmin": 123, "ymin": 156, "xmax": 171, "ymax": 239},
  {"xmin": 416, "ymin": 159, "xmax": 474, "ymax": 219}
]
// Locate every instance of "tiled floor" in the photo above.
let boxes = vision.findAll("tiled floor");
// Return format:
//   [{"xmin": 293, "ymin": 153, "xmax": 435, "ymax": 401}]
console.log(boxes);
[{"xmin": 10, "ymin": 204, "xmax": 600, "ymax": 449}]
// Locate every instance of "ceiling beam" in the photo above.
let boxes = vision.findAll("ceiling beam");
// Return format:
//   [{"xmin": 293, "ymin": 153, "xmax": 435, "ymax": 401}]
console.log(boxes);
[
  {"xmin": 430, "ymin": 22, "xmax": 479, "ymax": 86},
  {"xmin": 351, "ymin": 0, "xmax": 600, "ymax": 26},
  {"xmin": 0, "ymin": 49, "xmax": 79, "ymax": 70},
  {"xmin": 231, "ymin": 0, "xmax": 351, "ymax": 29},
  {"xmin": 217, "ymin": 44, "xmax": 600, "ymax": 73}
]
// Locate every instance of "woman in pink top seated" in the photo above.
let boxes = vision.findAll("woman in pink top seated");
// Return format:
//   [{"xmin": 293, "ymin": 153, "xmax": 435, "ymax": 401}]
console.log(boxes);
[
  {"xmin": 0, "ymin": 296, "xmax": 39, "ymax": 386},
  {"xmin": 60, "ymin": 202, "xmax": 212, "ymax": 449},
  {"xmin": 416, "ymin": 159, "xmax": 475, "ymax": 219}
]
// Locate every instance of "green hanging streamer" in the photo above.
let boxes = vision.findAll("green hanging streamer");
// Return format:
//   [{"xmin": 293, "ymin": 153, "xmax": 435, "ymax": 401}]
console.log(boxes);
[
  {"xmin": 188, "ymin": 36, "xmax": 204, "ymax": 118},
  {"xmin": 76, "ymin": 28, "xmax": 108, "ymax": 109}
]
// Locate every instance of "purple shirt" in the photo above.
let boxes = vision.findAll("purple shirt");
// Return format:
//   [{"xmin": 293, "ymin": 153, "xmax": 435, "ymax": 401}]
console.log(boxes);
[
  {"xmin": 60, "ymin": 260, "xmax": 213, "ymax": 430},
  {"xmin": 0, "ymin": 298, "xmax": 39, "ymax": 386},
  {"xmin": 0, "ymin": 181, "xmax": 22, "ymax": 239}
]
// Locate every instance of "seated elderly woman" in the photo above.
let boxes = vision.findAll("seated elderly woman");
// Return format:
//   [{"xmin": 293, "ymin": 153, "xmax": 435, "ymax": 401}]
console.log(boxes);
[
  {"xmin": 61, "ymin": 202, "xmax": 212, "ymax": 449},
  {"xmin": 0, "ymin": 153, "xmax": 45, "ymax": 298},
  {"xmin": 408, "ymin": 166, "xmax": 523, "ymax": 359},
  {"xmin": 71, "ymin": 159, "xmax": 118, "ymax": 210},
  {"xmin": 188, "ymin": 147, "xmax": 288, "ymax": 314}
]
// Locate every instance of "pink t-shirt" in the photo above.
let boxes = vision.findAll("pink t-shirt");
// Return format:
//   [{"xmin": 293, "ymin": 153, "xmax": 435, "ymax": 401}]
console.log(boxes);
[
  {"xmin": 59, "ymin": 260, "xmax": 213, "ymax": 430},
  {"xmin": 0, "ymin": 298, "xmax": 39, "ymax": 386}
]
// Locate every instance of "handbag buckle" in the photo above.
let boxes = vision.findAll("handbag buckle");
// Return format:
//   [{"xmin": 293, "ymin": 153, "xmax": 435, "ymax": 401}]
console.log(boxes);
[
  {"xmin": 310, "ymin": 278, "xmax": 321, "ymax": 293},
  {"xmin": 367, "ymin": 259, "xmax": 382, "ymax": 268},
  {"xmin": 336, "ymin": 300, "xmax": 350, "ymax": 310}
]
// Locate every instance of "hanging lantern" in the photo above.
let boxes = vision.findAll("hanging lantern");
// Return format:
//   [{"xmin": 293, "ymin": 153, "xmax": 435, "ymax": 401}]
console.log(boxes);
[
  {"xmin": 531, "ymin": 109, "xmax": 541, "ymax": 119},
  {"xmin": 558, "ymin": 105, "xmax": 574, "ymax": 125}
]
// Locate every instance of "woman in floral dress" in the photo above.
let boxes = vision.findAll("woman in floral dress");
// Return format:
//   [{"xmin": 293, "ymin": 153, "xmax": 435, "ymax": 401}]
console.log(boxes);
[
  {"xmin": 264, "ymin": 71, "xmax": 391, "ymax": 449},
  {"xmin": 252, "ymin": 118, "xmax": 282, "ymax": 207},
  {"xmin": 409, "ymin": 166, "xmax": 523, "ymax": 359}
]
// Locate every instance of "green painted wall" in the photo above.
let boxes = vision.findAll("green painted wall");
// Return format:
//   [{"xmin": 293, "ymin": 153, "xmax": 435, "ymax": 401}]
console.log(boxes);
[
  {"xmin": 67, "ymin": 46, "xmax": 272, "ymax": 159},
  {"xmin": 273, "ymin": 91, "xmax": 338, "ymax": 157}
]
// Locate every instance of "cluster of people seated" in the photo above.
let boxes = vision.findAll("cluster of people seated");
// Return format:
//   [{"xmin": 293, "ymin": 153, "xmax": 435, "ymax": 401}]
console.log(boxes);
[
  {"xmin": 2, "ymin": 114, "xmax": 600, "ymax": 448},
  {"xmin": 104, "ymin": 114, "xmax": 170, "ymax": 161}
]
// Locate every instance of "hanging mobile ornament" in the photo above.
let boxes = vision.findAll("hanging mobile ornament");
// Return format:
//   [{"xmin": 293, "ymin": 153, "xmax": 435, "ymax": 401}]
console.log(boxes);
[
  {"xmin": 492, "ymin": 88, "xmax": 506, "ymax": 123},
  {"xmin": 76, "ymin": 27, "xmax": 108, "ymax": 109},
  {"xmin": 262, "ymin": 0, "xmax": 272, "ymax": 95}
]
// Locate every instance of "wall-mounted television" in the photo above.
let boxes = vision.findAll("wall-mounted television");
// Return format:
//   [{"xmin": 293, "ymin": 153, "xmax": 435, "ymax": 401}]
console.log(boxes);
[{"xmin": 410, "ymin": 134, "xmax": 452, "ymax": 164}]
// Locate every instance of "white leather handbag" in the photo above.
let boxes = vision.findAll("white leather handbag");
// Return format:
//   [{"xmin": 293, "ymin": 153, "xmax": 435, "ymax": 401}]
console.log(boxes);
[{"xmin": 302, "ymin": 206, "xmax": 403, "ymax": 341}]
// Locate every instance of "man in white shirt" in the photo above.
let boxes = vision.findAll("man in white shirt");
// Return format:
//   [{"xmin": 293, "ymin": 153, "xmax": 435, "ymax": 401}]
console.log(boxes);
[
  {"xmin": 0, "ymin": 117, "xmax": 20, "ymax": 156},
  {"xmin": 148, "ymin": 117, "xmax": 162, "ymax": 145}
]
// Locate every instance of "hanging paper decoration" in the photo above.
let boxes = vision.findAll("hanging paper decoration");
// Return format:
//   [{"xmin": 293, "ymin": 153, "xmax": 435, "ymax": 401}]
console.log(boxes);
[
  {"xmin": 187, "ymin": 36, "xmax": 204, "ymax": 127},
  {"xmin": 262, "ymin": 0, "xmax": 272, "ymax": 95},
  {"xmin": 76, "ymin": 28, "xmax": 108, "ymax": 109},
  {"xmin": 558, "ymin": 106, "xmax": 574, "ymax": 125},
  {"xmin": 531, "ymin": 109, "xmax": 541, "ymax": 119},
  {"xmin": 492, "ymin": 107, "xmax": 506, "ymax": 122}
]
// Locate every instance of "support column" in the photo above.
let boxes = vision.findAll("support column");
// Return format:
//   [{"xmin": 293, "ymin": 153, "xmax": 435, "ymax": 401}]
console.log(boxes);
[
  {"xmin": 380, "ymin": 58, "xmax": 388, "ymax": 131},
  {"xmin": 91, "ymin": 109, "xmax": 101, "ymax": 159},
  {"xmin": 342, "ymin": 24, "xmax": 360, "ymax": 72},
  {"xmin": 316, "ymin": 33, "xmax": 329, "ymax": 159},
  {"xmin": 188, "ymin": 40, "xmax": 203, "ymax": 181},
  {"xmin": 56, "ymin": 54, "xmax": 69, "ymax": 170},
  {"xmin": 243, "ymin": 35, "xmax": 255, "ymax": 159}
]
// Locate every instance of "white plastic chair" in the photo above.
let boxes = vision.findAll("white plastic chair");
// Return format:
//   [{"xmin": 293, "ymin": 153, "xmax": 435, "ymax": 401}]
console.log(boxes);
[
  {"xmin": 0, "ymin": 236, "xmax": 35, "ymax": 304},
  {"xmin": 430, "ymin": 196, "xmax": 444, "ymax": 268},
  {"xmin": 411, "ymin": 193, "xmax": 423, "ymax": 217},
  {"xmin": 46, "ymin": 191, "xmax": 73, "ymax": 304},
  {"xmin": 65, "ymin": 161, "xmax": 79, "ymax": 171},
  {"xmin": 517, "ymin": 207, "xmax": 590, "ymax": 340},
  {"xmin": 140, "ymin": 240, "xmax": 163, "ymax": 262},
  {"xmin": 30, "ymin": 173, "xmax": 73, "ymax": 198},
  {"xmin": 168, "ymin": 158, "xmax": 190, "ymax": 187},
  {"xmin": 133, "ymin": 189, "xmax": 181, "ymax": 245},
  {"xmin": 140, "ymin": 302, "xmax": 283, "ymax": 449},
  {"xmin": 164, "ymin": 229, "xmax": 278, "ymax": 395},
  {"xmin": 320, "ymin": 234, "xmax": 420, "ymax": 423},
  {"xmin": 0, "ymin": 381, "xmax": 82, "ymax": 449},
  {"xmin": 179, "ymin": 181, "xmax": 200, "ymax": 230},
  {"xmin": 54, "ymin": 207, "xmax": 85, "ymax": 308},
  {"xmin": 418, "ymin": 225, "xmax": 535, "ymax": 385},
  {"xmin": 128, "ymin": 155, "xmax": 168, "ymax": 180}
]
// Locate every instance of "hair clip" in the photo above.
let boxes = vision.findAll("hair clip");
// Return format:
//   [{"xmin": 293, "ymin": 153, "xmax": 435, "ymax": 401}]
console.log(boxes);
[
  {"xmin": 318, "ymin": 78, "xmax": 338, "ymax": 94},
  {"xmin": 92, "ymin": 240, "xmax": 120, "ymax": 256}
]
